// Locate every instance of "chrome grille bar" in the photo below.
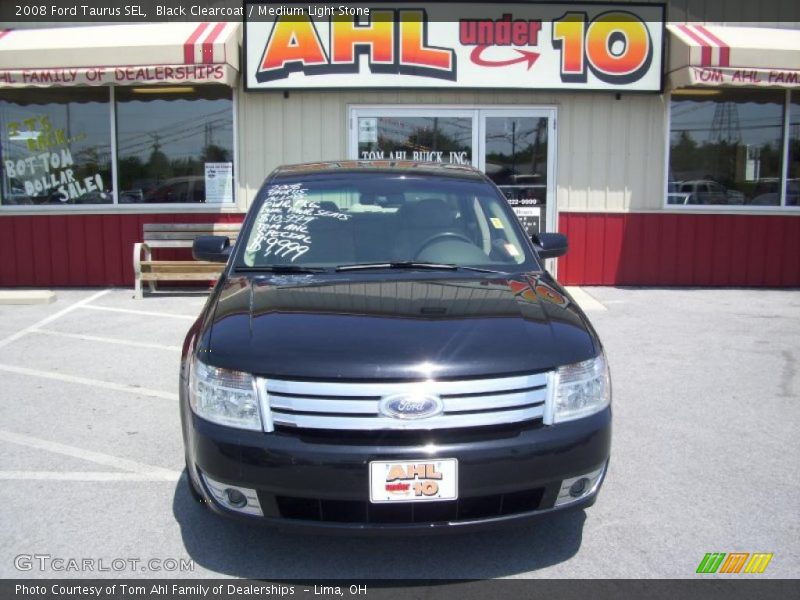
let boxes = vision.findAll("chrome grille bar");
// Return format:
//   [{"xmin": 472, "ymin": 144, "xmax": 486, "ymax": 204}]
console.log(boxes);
[
  {"xmin": 264, "ymin": 373, "xmax": 545, "ymax": 398},
  {"xmin": 270, "ymin": 406, "xmax": 544, "ymax": 431},
  {"xmin": 258, "ymin": 372, "xmax": 549, "ymax": 431}
]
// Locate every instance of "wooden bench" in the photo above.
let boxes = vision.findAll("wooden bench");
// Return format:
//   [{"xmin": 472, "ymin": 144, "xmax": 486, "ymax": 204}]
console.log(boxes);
[{"xmin": 133, "ymin": 223, "xmax": 241, "ymax": 299}]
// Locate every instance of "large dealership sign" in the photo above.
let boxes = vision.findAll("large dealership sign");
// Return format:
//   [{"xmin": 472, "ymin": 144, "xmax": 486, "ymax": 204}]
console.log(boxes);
[{"xmin": 244, "ymin": 2, "xmax": 665, "ymax": 91}]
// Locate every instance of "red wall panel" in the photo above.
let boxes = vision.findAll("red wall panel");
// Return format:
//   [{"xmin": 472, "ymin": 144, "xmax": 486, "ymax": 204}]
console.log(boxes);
[
  {"xmin": 692, "ymin": 214, "xmax": 715, "ymax": 285},
  {"xmin": 48, "ymin": 216, "xmax": 70, "ymax": 287},
  {"xmin": 0, "ymin": 212, "xmax": 245, "ymax": 287},
  {"xmin": 583, "ymin": 213, "xmax": 606, "ymax": 284},
  {"xmin": 0, "ymin": 217, "xmax": 17, "ymax": 284},
  {"xmin": 564, "ymin": 213, "xmax": 586, "ymax": 284},
  {"xmin": 782, "ymin": 220, "xmax": 800, "ymax": 287},
  {"xmin": 743, "ymin": 216, "xmax": 768, "ymax": 286},
  {"xmin": 557, "ymin": 212, "xmax": 800, "ymax": 287},
  {"xmin": 1, "ymin": 211, "xmax": 799, "ymax": 287},
  {"xmin": 657, "ymin": 214, "xmax": 679, "ymax": 285},
  {"xmin": 729, "ymin": 216, "xmax": 748, "ymax": 285},
  {"xmin": 12, "ymin": 217, "xmax": 33, "ymax": 284},
  {"xmin": 599, "ymin": 214, "xmax": 622, "ymax": 285},
  {"xmin": 763, "ymin": 217, "xmax": 785, "ymax": 287},
  {"xmin": 30, "ymin": 215, "xmax": 52, "ymax": 286}
]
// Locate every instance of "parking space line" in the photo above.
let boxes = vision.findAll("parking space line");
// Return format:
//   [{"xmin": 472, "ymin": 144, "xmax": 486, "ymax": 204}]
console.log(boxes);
[
  {"xmin": 565, "ymin": 286, "xmax": 608, "ymax": 312},
  {"xmin": 32, "ymin": 329, "xmax": 182, "ymax": 352},
  {"xmin": 0, "ymin": 289, "xmax": 110, "ymax": 350},
  {"xmin": 0, "ymin": 363, "xmax": 178, "ymax": 401},
  {"xmin": 0, "ymin": 471, "xmax": 181, "ymax": 482},
  {"xmin": 77, "ymin": 305, "xmax": 196, "ymax": 320},
  {"xmin": 0, "ymin": 429, "xmax": 181, "ymax": 478}
]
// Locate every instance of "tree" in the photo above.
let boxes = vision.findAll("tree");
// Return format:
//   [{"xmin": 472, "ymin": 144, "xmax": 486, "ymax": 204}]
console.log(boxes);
[
  {"xmin": 146, "ymin": 135, "xmax": 172, "ymax": 183},
  {"xmin": 669, "ymin": 130, "xmax": 699, "ymax": 178},
  {"xmin": 202, "ymin": 144, "xmax": 231, "ymax": 163}
]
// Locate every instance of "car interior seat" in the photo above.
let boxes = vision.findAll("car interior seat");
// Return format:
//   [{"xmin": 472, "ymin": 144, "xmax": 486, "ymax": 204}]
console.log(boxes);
[{"xmin": 392, "ymin": 198, "xmax": 463, "ymax": 259}]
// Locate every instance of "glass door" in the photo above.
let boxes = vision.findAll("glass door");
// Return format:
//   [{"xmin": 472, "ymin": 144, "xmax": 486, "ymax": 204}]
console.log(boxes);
[
  {"xmin": 478, "ymin": 109, "xmax": 556, "ymax": 236},
  {"xmin": 349, "ymin": 106, "xmax": 557, "ymax": 235}
]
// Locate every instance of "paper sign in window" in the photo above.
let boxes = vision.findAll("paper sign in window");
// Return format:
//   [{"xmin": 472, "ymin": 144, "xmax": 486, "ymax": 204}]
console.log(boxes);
[{"xmin": 205, "ymin": 162, "xmax": 233, "ymax": 203}]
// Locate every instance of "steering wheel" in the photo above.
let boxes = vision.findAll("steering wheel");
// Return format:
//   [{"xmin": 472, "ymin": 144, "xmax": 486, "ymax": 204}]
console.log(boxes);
[{"xmin": 414, "ymin": 232, "xmax": 475, "ymax": 258}]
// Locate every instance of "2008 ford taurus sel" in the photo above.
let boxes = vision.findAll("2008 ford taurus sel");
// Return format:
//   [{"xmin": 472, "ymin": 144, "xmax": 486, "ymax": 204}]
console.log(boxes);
[{"xmin": 180, "ymin": 161, "xmax": 611, "ymax": 533}]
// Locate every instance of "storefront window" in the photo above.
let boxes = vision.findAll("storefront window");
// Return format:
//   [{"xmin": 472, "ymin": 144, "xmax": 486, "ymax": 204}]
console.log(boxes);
[
  {"xmin": 667, "ymin": 89, "xmax": 786, "ymax": 206},
  {"xmin": 0, "ymin": 87, "xmax": 112, "ymax": 206},
  {"xmin": 115, "ymin": 85, "xmax": 234, "ymax": 204},
  {"xmin": 787, "ymin": 94, "xmax": 800, "ymax": 206},
  {"xmin": 357, "ymin": 116, "xmax": 473, "ymax": 165},
  {"xmin": 0, "ymin": 85, "xmax": 234, "ymax": 208}
]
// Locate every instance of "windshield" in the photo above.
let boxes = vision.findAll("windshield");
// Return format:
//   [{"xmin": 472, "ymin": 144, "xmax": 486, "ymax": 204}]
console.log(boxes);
[{"xmin": 238, "ymin": 173, "xmax": 539, "ymax": 271}]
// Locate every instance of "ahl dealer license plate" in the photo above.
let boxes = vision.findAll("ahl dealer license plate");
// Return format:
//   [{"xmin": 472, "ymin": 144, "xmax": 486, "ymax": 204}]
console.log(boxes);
[{"xmin": 369, "ymin": 459, "xmax": 458, "ymax": 503}]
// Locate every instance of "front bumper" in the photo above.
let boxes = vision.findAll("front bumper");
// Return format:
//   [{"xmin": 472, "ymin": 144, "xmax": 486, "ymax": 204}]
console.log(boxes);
[{"xmin": 182, "ymin": 401, "xmax": 611, "ymax": 534}]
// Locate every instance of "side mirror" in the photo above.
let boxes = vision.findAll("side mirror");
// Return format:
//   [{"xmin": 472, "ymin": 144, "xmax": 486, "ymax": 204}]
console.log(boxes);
[
  {"xmin": 193, "ymin": 236, "xmax": 231, "ymax": 263},
  {"xmin": 532, "ymin": 232, "xmax": 568, "ymax": 259}
]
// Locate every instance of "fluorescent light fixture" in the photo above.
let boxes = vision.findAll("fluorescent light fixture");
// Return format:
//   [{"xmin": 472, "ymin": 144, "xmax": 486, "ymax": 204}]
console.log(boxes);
[{"xmin": 130, "ymin": 86, "xmax": 196, "ymax": 94}]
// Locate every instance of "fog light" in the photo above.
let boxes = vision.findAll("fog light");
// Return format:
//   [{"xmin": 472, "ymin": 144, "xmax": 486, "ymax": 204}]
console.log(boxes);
[
  {"xmin": 200, "ymin": 472, "xmax": 263, "ymax": 516},
  {"xmin": 569, "ymin": 477, "xmax": 590, "ymax": 498},
  {"xmin": 225, "ymin": 488, "xmax": 247, "ymax": 508},
  {"xmin": 555, "ymin": 464, "xmax": 606, "ymax": 507}
]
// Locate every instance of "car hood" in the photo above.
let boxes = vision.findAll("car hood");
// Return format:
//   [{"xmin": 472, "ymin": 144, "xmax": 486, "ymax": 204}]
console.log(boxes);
[{"xmin": 200, "ymin": 272, "xmax": 598, "ymax": 380}]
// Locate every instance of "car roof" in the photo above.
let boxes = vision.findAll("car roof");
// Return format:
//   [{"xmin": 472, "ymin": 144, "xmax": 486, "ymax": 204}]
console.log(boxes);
[{"xmin": 271, "ymin": 160, "xmax": 486, "ymax": 180}]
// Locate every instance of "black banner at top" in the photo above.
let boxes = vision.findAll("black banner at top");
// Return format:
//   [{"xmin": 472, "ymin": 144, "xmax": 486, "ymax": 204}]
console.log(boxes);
[{"xmin": 0, "ymin": 0, "xmax": 798, "ymax": 23}]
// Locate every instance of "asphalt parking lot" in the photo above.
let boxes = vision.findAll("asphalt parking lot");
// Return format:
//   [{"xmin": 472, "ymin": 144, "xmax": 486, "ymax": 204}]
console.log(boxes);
[{"xmin": 0, "ymin": 286, "xmax": 797, "ymax": 579}]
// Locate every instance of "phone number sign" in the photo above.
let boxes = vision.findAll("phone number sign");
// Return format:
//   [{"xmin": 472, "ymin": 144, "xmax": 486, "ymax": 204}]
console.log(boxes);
[{"xmin": 244, "ymin": 2, "xmax": 664, "ymax": 91}]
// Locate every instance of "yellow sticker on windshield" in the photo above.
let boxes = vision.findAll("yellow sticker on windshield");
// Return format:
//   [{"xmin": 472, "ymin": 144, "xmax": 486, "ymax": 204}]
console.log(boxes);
[
  {"xmin": 505, "ymin": 243, "xmax": 520, "ymax": 257},
  {"xmin": 490, "ymin": 217, "xmax": 504, "ymax": 229}
]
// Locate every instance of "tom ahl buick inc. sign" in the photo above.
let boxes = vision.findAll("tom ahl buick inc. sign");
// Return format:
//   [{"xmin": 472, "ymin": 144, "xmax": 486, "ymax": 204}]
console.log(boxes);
[{"xmin": 244, "ymin": 2, "xmax": 665, "ymax": 91}]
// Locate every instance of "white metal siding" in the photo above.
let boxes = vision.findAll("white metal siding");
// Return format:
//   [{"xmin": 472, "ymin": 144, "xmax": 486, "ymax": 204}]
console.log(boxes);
[{"xmin": 236, "ymin": 89, "xmax": 668, "ymax": 214}]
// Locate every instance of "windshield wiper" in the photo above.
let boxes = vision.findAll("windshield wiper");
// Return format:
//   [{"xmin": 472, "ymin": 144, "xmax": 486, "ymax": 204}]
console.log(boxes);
[
  {"xmin": 335, "ymin": 261, "xmax": 505, "ymax": 274},
  {"xmin": 235, "ymin": 265, "xmax": 327, "ymax": 273}
]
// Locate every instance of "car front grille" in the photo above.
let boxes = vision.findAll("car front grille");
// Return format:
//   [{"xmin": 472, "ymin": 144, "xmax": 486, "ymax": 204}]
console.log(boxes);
[
  {"xmin": 256, "ymin": 372, "xmax": 549, "ymax": 432},
  {"xmin": 273, "ymin": 487, "xmax": 545, "ymax": 524}
]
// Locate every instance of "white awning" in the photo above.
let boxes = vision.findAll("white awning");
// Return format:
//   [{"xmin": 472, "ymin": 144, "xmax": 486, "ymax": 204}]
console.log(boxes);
[
  {"xmin": 0, "ymin": 22, "xmax": 240, "ymax": 88},
  {"xmin": 668, "ymin": 24, "xmax": 800, "ymax": 89}
]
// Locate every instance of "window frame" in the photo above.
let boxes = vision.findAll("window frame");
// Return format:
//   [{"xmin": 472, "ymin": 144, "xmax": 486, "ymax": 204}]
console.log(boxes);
[
  {"xmin": 0, "ymin": 84, "xmax": 240, "ymax": 214},
  {"xmin": 663, "ymin": 88, "xmax": 800, "ymax": 213}
]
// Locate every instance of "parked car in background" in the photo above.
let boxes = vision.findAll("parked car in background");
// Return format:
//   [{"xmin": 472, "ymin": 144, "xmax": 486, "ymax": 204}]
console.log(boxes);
[
  {"xmin": 180, "ymin": 161, "xmax": 611, "ymax": 533},
  {"xmin": 751, "ymin": 178, "xmax": 800, "ymax": 206},
  {"xmin": 143, "ymin": 176, "xmax": 205, "ymax": 203},
  {"xmin": 674, "ymin": 180, "xmax": 744, "ymax": 205}
]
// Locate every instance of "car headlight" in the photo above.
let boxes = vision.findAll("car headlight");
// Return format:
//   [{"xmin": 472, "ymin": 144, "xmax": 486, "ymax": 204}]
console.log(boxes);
[
  {"xmin": 189, "ymin": 358, "xmax": 262, "ymax": 430},
  {"xmin": 553, "ymin": 353, "xmax": 610, "ymax": 423}
]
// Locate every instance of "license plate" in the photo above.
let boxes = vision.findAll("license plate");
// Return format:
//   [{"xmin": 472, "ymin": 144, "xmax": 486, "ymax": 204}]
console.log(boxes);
[{"xmin": 369, "ymin": 459, "xmax": 458, "ymax": 503}]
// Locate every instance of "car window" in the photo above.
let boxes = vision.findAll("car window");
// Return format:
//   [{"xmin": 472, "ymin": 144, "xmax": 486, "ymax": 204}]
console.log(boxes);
[{"xmin": 238, "ymin": 173, "xmax": 538, "ymax": 270}]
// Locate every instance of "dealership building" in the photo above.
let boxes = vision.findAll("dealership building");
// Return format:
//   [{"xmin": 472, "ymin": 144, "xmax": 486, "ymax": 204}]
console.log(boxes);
[{"xmin": 1, "ymin": 2, "xmax": 799, "ymax": 287}]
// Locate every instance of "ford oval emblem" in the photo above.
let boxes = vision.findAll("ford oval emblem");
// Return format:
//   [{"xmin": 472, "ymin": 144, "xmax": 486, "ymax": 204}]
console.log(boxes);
[{"xmin": 379, "ymin": 393, "xmax": 443, "ymax": 420}]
